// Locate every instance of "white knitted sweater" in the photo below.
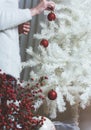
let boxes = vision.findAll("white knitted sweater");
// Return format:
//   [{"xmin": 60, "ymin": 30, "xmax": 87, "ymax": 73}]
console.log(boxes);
[{"xmin": 0, "ymin": 0, "xmax": 32, "ymax": 78}]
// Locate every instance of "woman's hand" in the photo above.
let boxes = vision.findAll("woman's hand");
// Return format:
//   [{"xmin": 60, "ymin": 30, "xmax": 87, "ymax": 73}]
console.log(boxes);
[
  {"xmin": 18, "ymin": 22, "xmax": 30, "ymax": 35},
  {"xmin": 30, "ymin": 0, "xmax": 55, "ymax": 16}
]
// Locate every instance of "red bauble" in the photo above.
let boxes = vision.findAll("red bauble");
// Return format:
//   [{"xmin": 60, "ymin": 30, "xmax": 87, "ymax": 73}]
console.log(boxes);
[
  {"xmin": 48, "ymin": 89, "xmax": 57, "ymax": 100},
  {"xmin": 47, "ymin": 12, "xmax": 56, "ymax": 21},
  {"xmin": 40, "ymin": 39, "xmax": 49, "ymax": 48}
]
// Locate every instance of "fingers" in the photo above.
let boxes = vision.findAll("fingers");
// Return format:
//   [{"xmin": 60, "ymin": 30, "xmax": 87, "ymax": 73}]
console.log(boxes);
[
  {"xmin": 23, "ymin": 22, "xmax": 30, "ymax": 29},
  {"xmin": 47, "ymin": 6, "xmax": 54, "ymax": 11},
  {"xmin": 18, "ymin": 22, "xmax": 31, "ymax": 35},
  {"xmin": 47, "ymin": 1, "xmax": 55, "ymax": 10},
  {"xmin": 42, "ymin": 0, "xmax": 55, "ymax": 10},
  {"xmin": 23, "ymin": 28, "xmax": 30, "ymax": 35},
  {"xmin": 23, "ymin": 22, "xmax": 30, "ymax": 35}
]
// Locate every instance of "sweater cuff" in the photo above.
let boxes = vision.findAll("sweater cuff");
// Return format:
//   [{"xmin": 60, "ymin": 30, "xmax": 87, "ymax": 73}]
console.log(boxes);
[{"xmin": 23, "ymin": 9, "xmax": 32, "ymax": 21}]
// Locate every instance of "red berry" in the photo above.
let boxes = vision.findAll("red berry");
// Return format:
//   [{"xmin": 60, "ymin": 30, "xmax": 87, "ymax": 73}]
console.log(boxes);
[
  {"xmin": 47, "ymin": 12, "xmax": 56, "ymax": 21},
  {"xmin": 40, "ymin": 39, "xmax": 49, "ymax": 48}
]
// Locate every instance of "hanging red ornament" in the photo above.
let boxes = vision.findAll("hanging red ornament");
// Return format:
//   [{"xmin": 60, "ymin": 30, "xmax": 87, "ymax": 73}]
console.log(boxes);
[
  {"xmin": 40, "ymin": 39, "xmax": 49, "ymax": 48},
  {"xmin": 48, "ymin": 89, "xmax": 57, "ymax": 100},
  {"xmin": 47, "ymin": 12, "xmax": 56, "ymax": 21}
]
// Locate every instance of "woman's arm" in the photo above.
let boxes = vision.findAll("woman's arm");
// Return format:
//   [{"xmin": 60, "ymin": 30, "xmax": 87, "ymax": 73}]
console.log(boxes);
[
  {"xmin": 0, "ymin": 0, "xmax": 55, "ymax": 31},
  {"xmin": 0, "ymin": 9, "xmax": 31, "ymax": 31}
]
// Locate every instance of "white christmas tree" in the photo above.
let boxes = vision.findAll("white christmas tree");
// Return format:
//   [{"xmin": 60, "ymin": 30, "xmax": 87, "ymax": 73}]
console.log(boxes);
[{"xmin": 22, "ymin": 0, "xmax": 91, "ymax": 121}]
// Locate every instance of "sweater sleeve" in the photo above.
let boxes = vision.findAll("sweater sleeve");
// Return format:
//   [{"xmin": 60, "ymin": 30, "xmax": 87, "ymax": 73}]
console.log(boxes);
[{"xmin": 0, "ymin": 8, "xmax": 32, "ymax": 31}]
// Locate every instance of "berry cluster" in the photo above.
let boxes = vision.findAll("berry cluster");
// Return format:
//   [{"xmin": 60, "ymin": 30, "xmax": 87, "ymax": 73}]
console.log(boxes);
[{"xmin": 0, "ymin": 72, "xmax": 45, "ymax": 130}]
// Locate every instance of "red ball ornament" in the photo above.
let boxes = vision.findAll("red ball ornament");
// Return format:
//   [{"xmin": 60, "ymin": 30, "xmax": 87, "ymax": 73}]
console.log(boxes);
[
  {"xmin": 47, "ymin": 12, "xmax": 56, "ymax": 21},
  {"xmin": 48, "ymin": 89, "xmax": 57, "ymax": 100},
  {"xmin": 40, "ymin": 39, "xmax": 49, "ymax": 48}
]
